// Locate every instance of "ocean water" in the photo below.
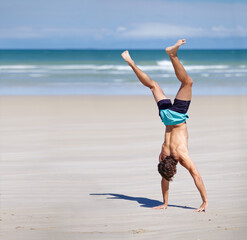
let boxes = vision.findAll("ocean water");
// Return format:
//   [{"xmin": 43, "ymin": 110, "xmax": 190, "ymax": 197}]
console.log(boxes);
[{"xmin": 0, "ymin": 49, "xmax": 246, "ymax": 96}]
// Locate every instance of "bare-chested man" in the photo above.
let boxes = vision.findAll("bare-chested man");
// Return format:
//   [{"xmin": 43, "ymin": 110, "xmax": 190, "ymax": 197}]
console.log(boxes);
[{"xmin": 121, "ymin": 39, "xmax": 208, "ymax": 212}]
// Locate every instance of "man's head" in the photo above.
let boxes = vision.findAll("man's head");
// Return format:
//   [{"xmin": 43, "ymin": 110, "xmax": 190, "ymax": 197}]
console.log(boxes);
[{"xmin": 158, "ymin": 156, "xmax": 178, "ymax": 181}]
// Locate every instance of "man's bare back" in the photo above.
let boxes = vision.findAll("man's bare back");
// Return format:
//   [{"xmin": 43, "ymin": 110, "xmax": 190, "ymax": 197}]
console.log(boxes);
[
  {"xmin": 121, "ymin": 39, "xmax": 208, "ymax": 212},
  {"xmin": 160, "ymin": 123, "xmax": 188, "ymax": 160}
]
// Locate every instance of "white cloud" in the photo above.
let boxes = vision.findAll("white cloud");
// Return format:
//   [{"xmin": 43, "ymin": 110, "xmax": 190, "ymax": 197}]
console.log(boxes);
[
  {"xmin": 1, "ymin": 23, "xmax": 247, "ymax": 40},
  {"xmin": 117, "ymin": 26, "xmax": 127, "ymax": 32},
  {"xmin": 0, "ymin": 27, "xmax": 41, "ymax": 39},
  {"xmin": 117, "ymin": 23, "xmax": 204, "ymax": 38},
  {"xmin": 211, "ymin": 25, "xmax": 247, "ymax": 37},
  {"xmin": 116, "ymin": 23, "xmax": 247, "ymax": 39},
  {"xmin": 0, "ymin": 27, "xmax": 113, "ymax": 39}
]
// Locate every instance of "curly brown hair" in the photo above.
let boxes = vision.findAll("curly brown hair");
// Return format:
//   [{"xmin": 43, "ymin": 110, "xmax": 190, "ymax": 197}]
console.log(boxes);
[{"xmin": 158, "ymin": 156, "xmax": 178, "ymax": 181}]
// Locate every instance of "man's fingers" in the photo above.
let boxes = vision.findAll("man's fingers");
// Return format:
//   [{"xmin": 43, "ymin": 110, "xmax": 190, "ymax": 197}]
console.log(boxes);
[
  {"xmin": 152, "ymin": 205, "xmax": 167, "ymax": 210},
  {"xmin": 195, "ymin": 207, "xmax": 206, "ymax": 212},
  {"xmin": 195, "ymin": 208, "xmax": 202, "ymax": 212},
  {"xmin": 152, "ymin": 206, "xmax": 160, "ymax": 209}
]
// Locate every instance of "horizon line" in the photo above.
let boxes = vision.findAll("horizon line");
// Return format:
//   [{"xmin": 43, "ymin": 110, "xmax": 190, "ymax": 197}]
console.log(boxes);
[{"xmin": 0, "ymin": 48, "xmax": 246, "ymax": 51}]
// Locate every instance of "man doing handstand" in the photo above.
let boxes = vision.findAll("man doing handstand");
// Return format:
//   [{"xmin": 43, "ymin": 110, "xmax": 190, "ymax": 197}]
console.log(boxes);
[{"xmin": 121, "ymin": 39, "xmax": 208, "ymax": 212}]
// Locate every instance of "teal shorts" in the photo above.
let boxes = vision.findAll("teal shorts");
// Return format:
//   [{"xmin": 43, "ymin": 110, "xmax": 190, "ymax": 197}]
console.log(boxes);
[{"xmin": 157, "ymin": 99, "xmax": 191, "ymax": 126}]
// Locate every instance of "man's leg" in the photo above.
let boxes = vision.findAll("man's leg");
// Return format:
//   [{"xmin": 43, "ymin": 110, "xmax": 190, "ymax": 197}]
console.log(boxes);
[
  {"xmin": 166, "ymin": 39, "xmax": 193, "ymax": 101},
  {"xmin": 121, "ymin": 51, "xmax": 167, "ymax": 103}
]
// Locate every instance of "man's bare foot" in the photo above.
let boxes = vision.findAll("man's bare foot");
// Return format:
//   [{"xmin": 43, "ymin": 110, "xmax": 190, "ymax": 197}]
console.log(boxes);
[
  {"xmin": 152, "ymin": 204, "xmax": 168, "ymax": 210},
  {"xmin": 121, "ymin": 50, "xmax": 134, "ymax": 65},
  {"xmin": 165, "ymin": 39, "xmax": 186, "ymax": 57}
]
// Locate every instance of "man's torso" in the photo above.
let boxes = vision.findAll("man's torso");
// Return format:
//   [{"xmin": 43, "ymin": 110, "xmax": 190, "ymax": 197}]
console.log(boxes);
[{"xmin": 162, "ymin": 122, "xmax": 189, "ymax": 160}]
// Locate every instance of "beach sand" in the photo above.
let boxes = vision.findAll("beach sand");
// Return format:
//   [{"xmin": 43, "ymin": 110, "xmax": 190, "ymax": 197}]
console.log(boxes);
[{"xmin": 0, "ymin": 95, "xmax": 247, "ymax": 240}]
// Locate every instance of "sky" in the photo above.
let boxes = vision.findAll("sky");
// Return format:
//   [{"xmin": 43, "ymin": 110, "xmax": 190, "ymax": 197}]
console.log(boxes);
[{"xmin": 0, "ymin": 0, "xmax": 247, "ymax": 49}]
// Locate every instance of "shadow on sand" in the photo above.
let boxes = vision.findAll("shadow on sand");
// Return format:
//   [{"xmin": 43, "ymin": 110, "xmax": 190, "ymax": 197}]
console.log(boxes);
[{"xmin": 90, "ymin": 193, "xmax": 196, "ymax": 210}]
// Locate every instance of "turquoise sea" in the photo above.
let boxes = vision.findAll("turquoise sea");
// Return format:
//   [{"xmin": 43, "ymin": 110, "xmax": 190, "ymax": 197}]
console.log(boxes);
[{"xmin": 0, "ymin": 50, "xmax": 246, "ymax": 95}]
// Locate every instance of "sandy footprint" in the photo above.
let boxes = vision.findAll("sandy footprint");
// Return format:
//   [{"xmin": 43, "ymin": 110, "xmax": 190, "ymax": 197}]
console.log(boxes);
[{"xmin": 130, "ymin": 229, "xmax": 147, "ymax": 234}]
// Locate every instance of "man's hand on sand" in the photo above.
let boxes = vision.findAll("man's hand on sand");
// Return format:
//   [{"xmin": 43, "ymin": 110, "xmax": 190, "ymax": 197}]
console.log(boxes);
[
  {"xmin": 195, "ymin": 201, "xmax": 208, "ymax": 212},
  {"xmin": 152, "ymin": 204, "xmax": 168, "ymax": 210}
]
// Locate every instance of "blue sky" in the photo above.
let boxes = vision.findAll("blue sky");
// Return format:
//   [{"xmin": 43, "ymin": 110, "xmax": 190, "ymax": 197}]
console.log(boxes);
[{"xmin": 0, "ymin": 0, "xmax": 247, "ymax": 49}]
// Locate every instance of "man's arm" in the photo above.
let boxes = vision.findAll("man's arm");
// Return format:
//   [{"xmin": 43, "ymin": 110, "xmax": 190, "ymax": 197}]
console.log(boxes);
[
  {"xmin": 179, "ymin": 150, "xmax": 208, "ymax": 212},
  {"xmin": 153, "ymin": 144, "xmax": 170, "ymax": 210},
  {"xmin": 153, "ymin": 178, "xmax": 169, "ymax": 209}
]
